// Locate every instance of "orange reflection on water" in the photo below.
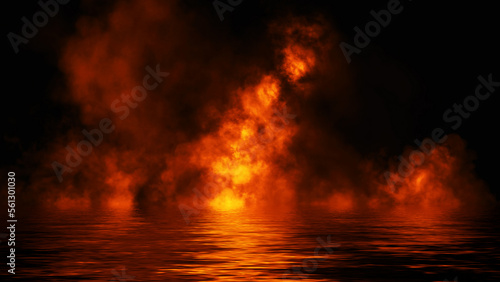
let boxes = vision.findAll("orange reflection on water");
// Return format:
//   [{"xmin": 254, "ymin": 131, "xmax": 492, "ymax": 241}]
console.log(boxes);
[
  {"xmin": 171, "ymin": 208, "xmax": 313, "ymax": 281},
  {"xmin": 19, "ymin": 204, "xmax": 500, "ymax": 281}
]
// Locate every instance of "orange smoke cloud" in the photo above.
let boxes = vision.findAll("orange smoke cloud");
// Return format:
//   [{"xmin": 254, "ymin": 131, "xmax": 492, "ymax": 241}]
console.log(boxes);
[
  {"xmin": 379, "ymin": 134, "xmax": 495, "ymax": 210},
  {"xmin": 21, "ymin": 0, "xmax": 495, "ymax": 215}
]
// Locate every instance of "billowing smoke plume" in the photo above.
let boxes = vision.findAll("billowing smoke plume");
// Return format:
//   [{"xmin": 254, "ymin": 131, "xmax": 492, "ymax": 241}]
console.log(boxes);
[{"xmin": 19, "ymin": 0, "xmax": 495, "ymax": 213}]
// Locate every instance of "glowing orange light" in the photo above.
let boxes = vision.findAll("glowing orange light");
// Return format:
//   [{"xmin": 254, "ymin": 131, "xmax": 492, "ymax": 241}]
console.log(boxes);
[
  {"xmin": 282, "ymin": 45, "xmax": 316, "ymax": 82},
  {"xmin": 209, "ymin": 189, "xmax": 245, "ymax": 211}
]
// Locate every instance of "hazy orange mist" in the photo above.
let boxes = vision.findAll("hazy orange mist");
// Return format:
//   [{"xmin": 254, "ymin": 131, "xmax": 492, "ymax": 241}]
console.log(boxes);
[
  {"xmin": 181, "ymin": 42, "xmax": 316, "ymax": 211},
  {"xmin": 33, "ymin": 1, "xmax": 495, "ymax": 214}
]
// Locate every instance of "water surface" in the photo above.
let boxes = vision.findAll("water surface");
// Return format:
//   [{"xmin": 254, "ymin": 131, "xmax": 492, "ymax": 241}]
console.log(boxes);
[{"xmin": 8, "ymin": 206, "xmax": 500, "ymax": 281}]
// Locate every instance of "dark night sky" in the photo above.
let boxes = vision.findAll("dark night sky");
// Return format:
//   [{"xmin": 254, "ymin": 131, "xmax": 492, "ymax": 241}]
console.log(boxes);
[{"xmin": 2, "ymin": 0, "xmax": 499, "ymax": 199}]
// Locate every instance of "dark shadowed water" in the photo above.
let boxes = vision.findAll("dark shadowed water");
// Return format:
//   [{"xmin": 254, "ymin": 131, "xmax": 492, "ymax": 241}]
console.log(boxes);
[{"xmin": 5, "ymin": 206, "xmax": 500, "ymax": 281}]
